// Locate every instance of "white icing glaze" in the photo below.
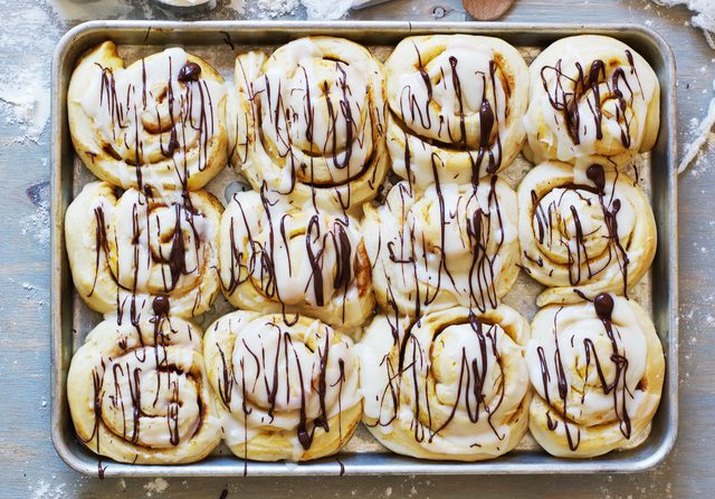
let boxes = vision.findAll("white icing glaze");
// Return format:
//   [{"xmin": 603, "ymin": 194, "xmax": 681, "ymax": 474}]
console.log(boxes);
[
  {"xmin": 219, "ymin": 189, "xmax": 373, "ymax": 331},
  {"xmin": 384, "ymin": 35, "xmax": 529, "ymax": 187},
  {"xmin": 525, "ymin": 296, "xmax": 664, "ymax": 457},
  {"xmin": 81, "ymin": 48, "xmax": 224, "ymax": 175},
  {"xmin": 205, "ymin": 312, "xmax": 361, "ymax": 460},
  {"xmin": 357, "ymin": 307, "xmax": 530, "ymax": 460},
  {"xmin": 230, "ymin": 37, "xmax": 389, "ymax": 210},
  {"xmin": 523, "ymin": 35, "xmax": 660, "ymax": 167},
  {"xmin": 517, "ymin": 161, "xmax": 656, "ymax": 306},
  {"xmin": 364, "ymin": 177, "xmax": 519, "ymax": 317},
  {"xmin": 64, "ymin": 181, "xmax": 222, "ymax": 319}
]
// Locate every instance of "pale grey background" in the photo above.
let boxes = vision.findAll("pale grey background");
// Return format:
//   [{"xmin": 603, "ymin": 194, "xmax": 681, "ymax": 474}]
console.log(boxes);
[{"xmin": 0, "ymin": 0, "xmax": 713, "ymax": 497}]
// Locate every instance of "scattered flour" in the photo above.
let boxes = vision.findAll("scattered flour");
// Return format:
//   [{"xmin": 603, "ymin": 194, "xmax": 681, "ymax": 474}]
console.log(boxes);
[
  {"xmin": 680, "ymin": 79, "xmax": 715, "ymax": 174},
  {"xmin": 30, "ymin": 480, "xmax": 66, "ymax": 499},
  {"xmin": 649, "ymin": 1, "xmax": 715, "ymax": 174},
  {"xmin": 0, "ymin": 6, "xmax": 53, "ymax": 144},
  {"xmin": 6, "ymin": 278, "xmax": 48, "ymax": 308},
  {"xmin": 19, "ymin": 197, "xmax": 50, "ymax": 247},
  {"xmin": 144, "ymin": 478, "xmax": 169, "ymax": 496},
  {"xmin": 226, "ymin": 0, "xmax": 246, "ymax": 14},
  {"xmin": 0, "ymin": 78, "xmax": 50, "ymax": 144},
  {"xmin": 248, "ymin": 0, "xmax": 392, "ymax": 19},
  {"xmin": 302, "ymin": 0, "xmax": 355, "ymax": 19},
  {"xmin": 652, "ymin": 0, "xmax": 715, "ymax": 48}
]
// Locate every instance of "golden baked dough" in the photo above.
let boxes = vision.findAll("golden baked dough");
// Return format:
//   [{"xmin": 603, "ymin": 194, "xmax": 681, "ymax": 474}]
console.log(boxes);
[
  {"xmin": 526, "ymin": 294, "xmax": 665, "ymax": 458},
  {"xmin": 218, "ymin": 189, "xmax": 374, "ymax": 334},
  {"xmin": 523, "ymin": 35, "xmax": 660, "ymax": 168},
  {"xmin": 68, "ymin": 41, "xmax": 228, "ymax": 191},
  {"xmin": 384, "ymin": 35, "xmax": 529, "ymax": 187},
  {"xmin": 517, "ymin": 161, "xmax": 656, "ymax": 306},
  {"xmin": 67, "ymin": 315, "xmax": 221, "ymax": 464},
  {"xmin": 364, "ymin": 177, "xmax": 520, "ymax": 317},
  {"xmin": 228, "ymin": 37, "xmax": 389, "ymax": 211},
  {"xmin": 65, "ymin": 181, "xmax": 222, "ymax": 319},
  {"xmin": 203, "ymin": 311, "xmax": 363, "ymax": 461},
  {"xmin": 358, "ymin": 306, "xmax": 531, "ymax": 461}
]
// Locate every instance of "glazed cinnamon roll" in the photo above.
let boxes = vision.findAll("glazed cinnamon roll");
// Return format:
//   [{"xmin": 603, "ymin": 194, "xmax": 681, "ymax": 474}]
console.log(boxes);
[
  {"xmin": 218, "ymin": 188, "xmax": 374, "ymax": 333},
  {"xmin": 203, "ymin": 311, "xmax": 362, "ymax": 462},
  {"xmin": 65, "ymin": 181, "xmax": 222, "ymax": 320},
  {"xmin": 358, "ymin": 306, "xmax": 531, "ymax": 461},
  {"xmin": 524, "ymin": 35, "xmax": 660, "ymax": 168},
  {"xmin": 67, "ymin": 314, "xmax": 221, "ymax": 464},
  {"xmin": 364, "ymin": 176, "xmax": 520, "ymax": 317},
  {"xmin": 518, "ymin": 161, "xmax": 656, "ymax": 306},
  {"xmin": 68, "ymin": 41, "xmax": 228, "ymax": 191},
  {"xmin": 384, "ymin": 35, "xmax": 529, "ymax": 188},
  {"xmin": 229, "ymin": 37, "xmax": 390, "ymax": 211},
  {"xmin": 526, "ymin": 293, "xmax": 665, "ymax": 458}
]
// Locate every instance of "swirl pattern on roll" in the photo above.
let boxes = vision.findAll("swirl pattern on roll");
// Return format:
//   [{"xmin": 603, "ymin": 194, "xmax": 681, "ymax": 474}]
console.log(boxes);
[
  {"xmin": 384, "ymin": 35, "xmax": 529, "ymax": 188},
  {"xmin": 67, "ymin": 313, "xmax": 221, "ymax": 464},
  {"xmin": 523, "ymin": 35, "xmax": 660, "ymax": 168},
  {"xmin": 68, "ymin": 41, "xmax": 228, "ymax": 191},
  {"xmin": 65, "ymin": 181, "xmax": 222, "ymax": 320},
  {"xmin": 518, "ymin": 161, "xmax": 656, "ymax": 306},
  {"xmin": 526, "ymin": 293, "xmax": 665, "ymax": 458},
  {"xmin": 229, "ymin": 37, "xmax": 390, "ymax": 211},
  {"xmin": 358, "ymin": 306, "xmax": 531, "ymax": 461},
  {"xmin": 203, "ymin": 311, "xmax": 362, "ymax": 462},
  {"xmin": 218, "ymin": 187, "xmax": 374, "ymax": 332},
  {"xmin": 364, "ymin": 176, "xmax": 520, "ymax": 317}
]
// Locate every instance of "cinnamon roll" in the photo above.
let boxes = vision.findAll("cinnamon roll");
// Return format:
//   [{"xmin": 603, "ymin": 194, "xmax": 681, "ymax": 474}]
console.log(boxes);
[
  {"xmin": 517, "ymin": 161, "xmax": 656, "ymax": 306},
  {"xmin": 203, "ymin": 311, "xmax": 362, "ymax": 462},
  {"xmin": 68, "ymin": 41, "xmax": 228, "ymax": 191},
  {"xmin": 523, "ymin": 35, "xmax": 660, "ymax": 168},
  {"xmin": 358, "ymin": 306, "xmax": 531, "ymax": 461},
  {"xmin": 218, "ymin": 188, "xmax": 374, "ymax": 333},
  {"xmin": 526, "ymin": 293, "xmax": 665, "ymax": 458},
  {"xmin": 229, "ymin": 37, "xmax": 390, "ymax": 211},
  {"xmin": 364, "ymin": 176, "xmax": 520, "ymax": 317},
  {"xmin": 384, "ymin": 35, "xmax": 529, "ymax": 188},
  {"xmin": 65, "ymin": 181, "xmax": 222, "ymax": 320},
  {"xmin": 67, "ymin": 314, "xmax": 221, "ymax": 464}
]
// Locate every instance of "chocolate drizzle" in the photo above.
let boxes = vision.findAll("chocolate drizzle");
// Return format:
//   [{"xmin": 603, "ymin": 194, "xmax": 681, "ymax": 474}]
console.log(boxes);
[
  {"xmin": 222, "ymin": 187, "xmax": 367, "ymax": 325},
  {"xmin": 83, "ymin": 317, "xmax": 206, "ymax": 458},
  {"xmin": 249, "ymin": 49, "xmax": 381, "ymax": 210},
  {"xmin": 540, "ymin": 49, "xmax": 640, "ymax": 149},
  {"xmin": 217, "ymin": 318, "xmax": 349, "ymax": 454},
  {"xmin": 368, "ymin": 312, "xmax": 508, "ymax": 448},
  {"xmin": 397, "ymin": 47, "xmax": 505, "ymax": 182},
  {"xmin": 88, "ymin": 186, "xmax": 209, "ymax": 330},
  {"xmin": 94, "ymin": 50, "xmax": 218, "ymax": 190},
  {"xmin": 537, "ymin": 295, "xmax": 635, "ymax": 451},
  {"xmin": 526, "ymin": 164, "xmax": 632, "ymax": 295},
  {"xmin": 383, "ymin": 173, "xmax": 507, "ymax": 316}
]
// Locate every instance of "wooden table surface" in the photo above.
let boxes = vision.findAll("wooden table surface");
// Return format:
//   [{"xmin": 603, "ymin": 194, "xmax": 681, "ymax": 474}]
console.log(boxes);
[{"xmin": 1, "ymin": 0, "xmax": 713, "ymax": 497}]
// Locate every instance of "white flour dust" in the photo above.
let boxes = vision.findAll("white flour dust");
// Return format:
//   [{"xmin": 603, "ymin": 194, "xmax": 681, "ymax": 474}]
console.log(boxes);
[
  {"xmin": 679, "ymin": 79, "xmax": 715, "ymax": 175},
  {"xmin": 0, "ymin": 6, "xmax": 53, "ymax": 144},
  {"xmin": 650, "ymin": 0, "xmax": 715, "ymax": 174},
  {"xmin": 144, "ymin": 478, "xmax": 169, "ymax": 496},
  {"xmin": 0, "ymin": 78, "xmax": 50, "ymax": 144},
  {"xmin": 249, "ymin": 0, "xmax": 392, "ymax": 19},
  {"xmin": 30, "ymin": 480, "xmax": 66, "ymax": 499},
  {"xmin": 652, "ymin": 0, "xmax": 715, "ymax": 48},
  {"xmin": 19, "ymin": 197, "xmax": 50, "ymax": 247}
]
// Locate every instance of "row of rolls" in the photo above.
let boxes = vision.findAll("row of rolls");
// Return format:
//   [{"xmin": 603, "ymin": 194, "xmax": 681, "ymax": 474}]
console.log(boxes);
[{"xmin": 64, "ymin": 32, "xmax": 665, "ymax": 465}]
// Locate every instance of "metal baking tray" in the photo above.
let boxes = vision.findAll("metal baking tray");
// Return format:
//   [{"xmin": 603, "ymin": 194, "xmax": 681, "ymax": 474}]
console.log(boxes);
[{"xmin": 51, "ymin": 20, "xmax": 678, "ymax": 477}]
